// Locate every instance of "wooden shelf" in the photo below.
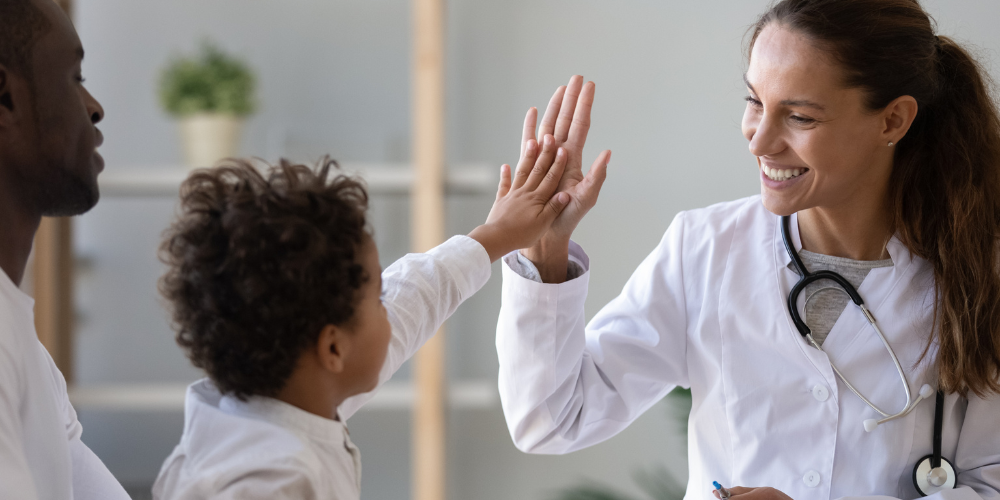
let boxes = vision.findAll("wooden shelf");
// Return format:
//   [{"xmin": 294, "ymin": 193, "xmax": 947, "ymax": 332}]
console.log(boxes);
[
  {"xmin": 98, "ymin": 164, "xmax": 496, "ymax": 197},
  {"xmin": 68, "ymin": 379, "xmax": 498, "ymax": 412}
]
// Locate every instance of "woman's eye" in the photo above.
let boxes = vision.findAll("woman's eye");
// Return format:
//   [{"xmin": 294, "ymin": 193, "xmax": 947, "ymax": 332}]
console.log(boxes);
[
  {"xmin": 790, "ymin": 115, "xmax": 816, "ymax": 125},
  {"xmin": 744, "ymin": 96, "xmax": 763, "ymax": 107},
  {"xmin": 75, "ymin": 75, "xmax": 86, "ymax": 83}
]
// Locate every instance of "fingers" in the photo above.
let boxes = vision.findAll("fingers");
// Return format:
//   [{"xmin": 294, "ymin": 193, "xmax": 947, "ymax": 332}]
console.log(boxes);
[
  {"xmin": 565, "ymin": 81, "xmax": 595, "ymax": 149},
  {"xmin": 573, "ymin": 149, "xmax": 611, "ymax": 206},
  {"xmin": 728, "ymin": 487, "xmax": 755, "ymax": 496},
  {"xmin": 520, "ymin": 107, "xmax": 538, "ymax": 158},
  {"xmin": 554, "ymin": 75, "xmax": 584, "ymax": 142},
  {"xmin": 515, "ymin": 134, "xmax": 555, "ymax": 189},
  {"xmin": 496, "ymin": 164, "xmax": 511, "ymax": 200},
  {"xmin": 538, "ymin": 85, "xmax": 566, "ymax": 139},
  {"xmin": 543, "ymin": 191, "xmax": 571, "ymax": 220},
  {"xmin": 512, "ymin": 138, "xmax": 540, "ymax": 189},
  {"xmin": 525, "ymin": 146, "xmax": 566, "ymax": 194}
]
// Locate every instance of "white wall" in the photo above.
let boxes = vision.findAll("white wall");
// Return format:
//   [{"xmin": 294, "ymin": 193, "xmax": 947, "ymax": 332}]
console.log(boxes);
[{"xmin": 71, "ymin": 1, "xmax": 1000, "ymax": 498}]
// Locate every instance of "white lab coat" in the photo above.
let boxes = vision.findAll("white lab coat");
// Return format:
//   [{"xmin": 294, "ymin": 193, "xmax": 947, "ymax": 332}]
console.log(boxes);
[{"xmin": 497, "ymin": 196, "xmax": 1000, "ymax": 500}]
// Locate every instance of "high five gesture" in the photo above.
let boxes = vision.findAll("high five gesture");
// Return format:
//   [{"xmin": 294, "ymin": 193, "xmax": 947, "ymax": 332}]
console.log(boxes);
[{"xmin": 519, "ymin": 75, "xmax": 611, "ymax": 283}]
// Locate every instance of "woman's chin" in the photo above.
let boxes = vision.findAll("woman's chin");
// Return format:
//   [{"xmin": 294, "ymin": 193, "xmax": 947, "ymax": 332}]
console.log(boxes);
[{"xmin": 760, "ymin": 191, "xmax": 801, "ymax": 217}]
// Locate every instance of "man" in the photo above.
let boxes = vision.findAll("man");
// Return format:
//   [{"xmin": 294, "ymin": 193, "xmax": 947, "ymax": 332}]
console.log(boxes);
[{"xmin": 0, "ymin": 0, "xmax": 129, "ymax": 498}]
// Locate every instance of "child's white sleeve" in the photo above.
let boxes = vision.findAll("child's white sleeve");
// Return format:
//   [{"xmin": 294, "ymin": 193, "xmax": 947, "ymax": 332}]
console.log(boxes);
[{"xmin": 338, "ymin": 235, "xmax": 492, "ymax": 420}]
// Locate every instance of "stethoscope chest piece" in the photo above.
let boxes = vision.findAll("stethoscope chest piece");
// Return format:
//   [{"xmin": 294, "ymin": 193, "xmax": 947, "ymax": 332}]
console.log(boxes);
[{"xmin": 913, "ymin": 454, "xmax": 956, "ymax": 496}]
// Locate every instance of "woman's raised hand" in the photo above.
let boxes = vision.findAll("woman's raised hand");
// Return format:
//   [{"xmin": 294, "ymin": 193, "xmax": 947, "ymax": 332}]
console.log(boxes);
[{"xmin": 519, "ymin": 75, "xmax": 611, "ymax": 283}]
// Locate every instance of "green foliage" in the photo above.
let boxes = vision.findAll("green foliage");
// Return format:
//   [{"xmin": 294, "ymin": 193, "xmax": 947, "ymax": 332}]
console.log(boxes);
[
  {"xmin": 159, "ymin": 43, "xmax": 256, "ymax": 117},
  {"xmin": 666, "ymin": 387, "xmax": 692, "ymax": 438},
  {"xmin": 549, "ymin": 466, "xmax": 686, "ymax": 500},
  {"xmin": 551, "ymin": 388, "xmax": 692, "ymax": 500}
]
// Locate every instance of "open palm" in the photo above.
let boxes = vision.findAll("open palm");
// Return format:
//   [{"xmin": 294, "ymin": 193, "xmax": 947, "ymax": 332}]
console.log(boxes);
[
  {"xmin": 516, "ymin": 76, "xmax": 611, "ymax": 282},
  {"xmin": 519, "ymin": 75, "xmax": 611, "ymax": 240}
]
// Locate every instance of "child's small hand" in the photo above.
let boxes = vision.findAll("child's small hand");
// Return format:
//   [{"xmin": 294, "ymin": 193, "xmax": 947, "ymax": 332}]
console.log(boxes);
[{"xmin": 468, "ymin": 135, "xmax": 571, "ymax": 262}]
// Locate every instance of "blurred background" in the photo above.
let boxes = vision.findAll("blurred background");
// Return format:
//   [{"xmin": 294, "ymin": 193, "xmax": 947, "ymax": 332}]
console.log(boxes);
[{"xmin": 34, "ymin": 0, "xmax": 1000, "ymax": 498}]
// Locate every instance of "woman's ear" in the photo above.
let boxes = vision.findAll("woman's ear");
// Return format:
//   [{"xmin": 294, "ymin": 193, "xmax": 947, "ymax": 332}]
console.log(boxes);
[
  {"xmin": 882, "ymin": 95, "xmax": 919, "ymax": 145},
  {"xmin": 316, "ymin": 324, "xmax": 348, "ymax": 374}
]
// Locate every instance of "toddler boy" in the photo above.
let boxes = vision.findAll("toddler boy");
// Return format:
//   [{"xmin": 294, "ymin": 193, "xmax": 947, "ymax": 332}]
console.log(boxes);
[{"xmin": 152, "ymin": 136, "xmax": 570, "ymax": 499}]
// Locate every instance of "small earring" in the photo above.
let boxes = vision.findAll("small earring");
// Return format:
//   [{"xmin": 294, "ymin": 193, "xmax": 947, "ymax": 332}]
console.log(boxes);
[{"xmin": 888, "ymin": 141, "xmax": 895, "ymax": 147}]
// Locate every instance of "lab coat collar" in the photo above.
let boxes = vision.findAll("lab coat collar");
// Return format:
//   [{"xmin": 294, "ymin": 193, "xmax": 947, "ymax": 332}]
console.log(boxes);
[{"xmin": 776, "ymin": 212, "xmax": 910, "ymax": 270}]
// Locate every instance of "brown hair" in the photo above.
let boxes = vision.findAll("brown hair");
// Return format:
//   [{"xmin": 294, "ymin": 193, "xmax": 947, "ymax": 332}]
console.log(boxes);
[
  {"xmin": 159, "ymin": 157, "xmax": 370, "ymax": 400},
  {"xmin": 750, "ymin": 0, "xmax": 1000, "ymax": 397}
]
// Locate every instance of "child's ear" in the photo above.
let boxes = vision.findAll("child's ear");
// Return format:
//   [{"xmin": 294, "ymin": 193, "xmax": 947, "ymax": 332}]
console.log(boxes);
[{"xmin": 316, "ymin": 324, "xmax": 348, "ymax": 374}]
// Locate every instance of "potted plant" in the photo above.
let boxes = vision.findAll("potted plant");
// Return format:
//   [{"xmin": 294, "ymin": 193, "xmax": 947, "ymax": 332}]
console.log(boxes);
[
  {"xmin": 159, "ymin": 43, "xmax": 256, "ymax": 168},
  {"xmin": 550, "ymin": 388, "xmax": 692, "ymax": 500}
]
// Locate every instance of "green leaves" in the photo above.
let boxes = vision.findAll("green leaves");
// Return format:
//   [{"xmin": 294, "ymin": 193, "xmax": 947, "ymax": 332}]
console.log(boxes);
[
  {"xmin": 550, "ymin": 388, "xmax": 692, "ymax": 500},
  {"xmin": 549, "ymin": 467, "xmax": 686, "ymax": 500},
  {"xmin": 159, "ymin": 42, "xmax": 256, "ymax": 117}
]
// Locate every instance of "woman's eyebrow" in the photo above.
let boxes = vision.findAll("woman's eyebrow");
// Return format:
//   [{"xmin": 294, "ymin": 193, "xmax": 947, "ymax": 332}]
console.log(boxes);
[{"xmin": 743, "ymin": 73, "xmax": 827, "ymax": 111}]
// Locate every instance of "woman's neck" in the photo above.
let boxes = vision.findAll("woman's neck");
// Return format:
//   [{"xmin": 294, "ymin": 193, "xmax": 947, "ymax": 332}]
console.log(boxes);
[{"xmin": 797, "ymin": 202, "xmax": 892, "ymax": 261}]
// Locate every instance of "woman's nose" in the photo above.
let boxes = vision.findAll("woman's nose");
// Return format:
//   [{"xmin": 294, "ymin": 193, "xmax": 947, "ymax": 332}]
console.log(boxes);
[{"xmin": 747, "ymin": 115, "xmax": 784, "ymax": 158}]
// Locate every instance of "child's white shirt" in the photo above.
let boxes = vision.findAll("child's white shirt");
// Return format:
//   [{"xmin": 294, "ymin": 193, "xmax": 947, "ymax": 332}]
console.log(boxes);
[
  {"xmin": 153, "ymin": 380, "xmax": 361, "ymax": 499},
  {"xmin": 153, "ymin": 235, "xmax": 492, "ymax": 500}
]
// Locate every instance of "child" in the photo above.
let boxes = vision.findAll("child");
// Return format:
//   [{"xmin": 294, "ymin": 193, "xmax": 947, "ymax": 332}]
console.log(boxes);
[{"xmin": 151, "ymin": 135, "xmax": 577, "ymax": 499}]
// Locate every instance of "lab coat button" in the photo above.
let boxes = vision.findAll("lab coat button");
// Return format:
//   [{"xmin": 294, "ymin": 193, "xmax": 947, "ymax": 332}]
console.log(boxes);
[
  {"xmin": 803, "ymin": 470, "xmax": 821, "ymax": 487},
  {"xmin": 812, "ymin": 385, "xmax": 830, "ymax": 402}
]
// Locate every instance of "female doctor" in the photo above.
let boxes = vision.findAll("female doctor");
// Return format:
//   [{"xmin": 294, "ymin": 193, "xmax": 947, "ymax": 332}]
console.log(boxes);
[{"xmin": 496, "ymin": 1, "xmax": 1000, "ymax": 500}]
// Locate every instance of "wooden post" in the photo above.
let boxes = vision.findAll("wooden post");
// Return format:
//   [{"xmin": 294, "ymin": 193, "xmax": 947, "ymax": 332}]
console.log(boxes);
[
  {"xmin": 33, "ymin": 0, "xmax": 76, "ymax": 380},
  {"xmin": 33, "ymin": 218, "xmax": 75, "ymax": 381},
  {"xmin": 411, "ymin": 0, "xmax": 447, "ymax": 499}
]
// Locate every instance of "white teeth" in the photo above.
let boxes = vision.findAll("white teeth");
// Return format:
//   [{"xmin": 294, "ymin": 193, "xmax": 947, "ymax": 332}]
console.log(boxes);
[{"xmin": 762, "ymin": 165, "xmax": 805, "ymax": 181}]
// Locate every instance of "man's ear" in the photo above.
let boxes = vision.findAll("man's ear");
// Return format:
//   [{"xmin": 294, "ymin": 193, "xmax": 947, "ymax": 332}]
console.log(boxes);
[
  {"xmin": 0, "ymin": 67, "xmax": 13, "ymax": 113},
  {"xmin": 316, "ymin": 324, "xmax": 349, "ymax": 374},
  {"xmin": 0, "ymin": 66, "xmax": 18, "ymax": 129},
  {"xmin": 882, "ymin": 95, "xmax": 919, "ymax": 145}
]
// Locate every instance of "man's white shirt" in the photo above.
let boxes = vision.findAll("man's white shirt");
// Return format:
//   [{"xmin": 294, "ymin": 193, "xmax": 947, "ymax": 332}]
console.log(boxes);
[{"xmin": 0, "ymin": 269, "xmax": 129, "ymax": 500}]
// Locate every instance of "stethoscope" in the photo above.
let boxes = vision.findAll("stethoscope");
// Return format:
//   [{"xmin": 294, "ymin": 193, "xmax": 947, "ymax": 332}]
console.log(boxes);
[{"xmin": 781, "ymin": 215, "xmax": 956, "ymax": 496}]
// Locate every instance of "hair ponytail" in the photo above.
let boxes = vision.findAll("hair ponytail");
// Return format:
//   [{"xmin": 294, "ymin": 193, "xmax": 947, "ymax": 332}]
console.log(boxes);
[
  {"xmin": 892, "ymin": 36, "xmax": 1000, "ymax": 397},
  {"xmin": 752, "ymin": 0, "xmax": 1000, "ymax": 397}
]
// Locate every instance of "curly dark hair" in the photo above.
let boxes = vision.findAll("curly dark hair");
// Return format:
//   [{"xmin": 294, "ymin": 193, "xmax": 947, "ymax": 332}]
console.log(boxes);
[{"xmin": 159, "ymin": 157, "xmax": 370, "ymax": 400}]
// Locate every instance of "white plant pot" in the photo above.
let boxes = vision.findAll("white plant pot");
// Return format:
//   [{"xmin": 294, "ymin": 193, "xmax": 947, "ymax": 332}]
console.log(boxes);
[{"xmin": 177, "ymin": 113, "xmax": 244, "ymax": 169}]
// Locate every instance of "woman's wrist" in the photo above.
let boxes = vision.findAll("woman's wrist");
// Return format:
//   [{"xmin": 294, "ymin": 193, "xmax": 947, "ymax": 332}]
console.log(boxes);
[{"xmin": 521, "ymin": 235, "xmax": 572, "ymax": 283}]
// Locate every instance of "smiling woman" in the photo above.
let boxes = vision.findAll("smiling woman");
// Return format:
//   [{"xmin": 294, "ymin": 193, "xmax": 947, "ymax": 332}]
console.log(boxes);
[
  {"xmin": 496, "ymin": 1, "xmax": 1000, "ymax": 500},
  {"xmin": 746, "ymin": 0, "xmax": 1000, "ymax": 400}
]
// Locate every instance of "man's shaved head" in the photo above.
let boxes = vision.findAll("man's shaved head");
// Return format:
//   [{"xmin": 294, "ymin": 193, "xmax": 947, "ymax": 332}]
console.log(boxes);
[{"xmin": 0, "ymin": 0, "xmax": 52, "ymax": 80}]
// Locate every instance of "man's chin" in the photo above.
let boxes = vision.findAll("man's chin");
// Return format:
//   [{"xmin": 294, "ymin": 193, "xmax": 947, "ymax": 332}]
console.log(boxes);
[{"xmin": 39, "ymin": 171, "xmax": 100, "ymax": 217}]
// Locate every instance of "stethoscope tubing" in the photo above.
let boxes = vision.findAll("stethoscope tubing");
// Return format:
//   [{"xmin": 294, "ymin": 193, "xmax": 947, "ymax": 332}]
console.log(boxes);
[
  {"xmin": 779, "ymin": 215, "xmax": 952, "ymax": 495},
  {"xmin": 781, "ymin": 215, "xmax": 916, "ymax": 423}
]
